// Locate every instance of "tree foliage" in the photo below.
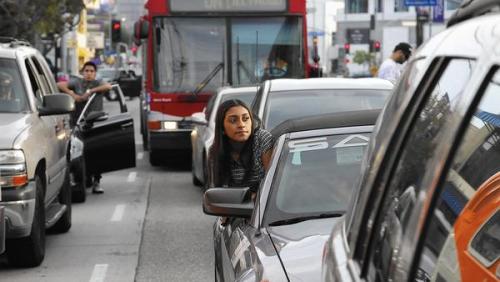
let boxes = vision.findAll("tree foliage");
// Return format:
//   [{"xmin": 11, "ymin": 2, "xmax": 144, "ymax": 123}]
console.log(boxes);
[
  {"xmin": 0, "ymin": 0, "xmax": 84, "ymax": 43},
  {"xmin": 352, "ymin": 50, "xmax": 375, "ymax": 66}
]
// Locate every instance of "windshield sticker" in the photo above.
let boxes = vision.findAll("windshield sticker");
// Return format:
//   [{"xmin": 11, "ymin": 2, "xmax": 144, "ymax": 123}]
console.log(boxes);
[
  {"xmin": 332, "ymin": 135, "xmax": 369, "ymax": 148},
  {"xmin": 289, "ymin": 137, "xmax": 328, "ymax": 153},
  {"xmin": 336, "ymin": 146, "xmax": 365, "ymax": 165}
]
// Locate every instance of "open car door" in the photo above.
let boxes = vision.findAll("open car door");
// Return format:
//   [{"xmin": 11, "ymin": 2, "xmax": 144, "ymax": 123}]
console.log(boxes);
[{"xmin": 79, "ymin": 85, "xmax": 136, "ymax": 174}]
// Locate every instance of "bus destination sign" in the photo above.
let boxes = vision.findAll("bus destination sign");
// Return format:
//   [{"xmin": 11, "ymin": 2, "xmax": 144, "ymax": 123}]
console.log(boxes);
[{"xmin": 170, "ymin": 0, "xmax": 287, "ymax": 13}]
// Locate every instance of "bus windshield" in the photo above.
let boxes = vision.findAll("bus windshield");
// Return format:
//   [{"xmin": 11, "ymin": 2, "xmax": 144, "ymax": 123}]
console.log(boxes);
[{"xmin": 153, "ymin": 16, "xmax": 304, "ymax": 93}]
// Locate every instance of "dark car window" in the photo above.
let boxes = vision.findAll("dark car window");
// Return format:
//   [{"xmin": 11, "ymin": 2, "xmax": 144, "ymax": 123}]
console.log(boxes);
[
  {"xmin": 415, "ymin": 68, "xmax": 500, "ymax": 280},
  {"xmin": 366, "ymin": 58, "xmax": 476, "ymax": 281},
  {"xmin": 264, "ymin": 132, "xmax": 370, "ymax": 225},
  {"xmin": 263, "ymin": 89, "xmax": 390, "ymax": 130},
  {"xmin": 0, "ymin": 58, "xmax": 29, "ymax": 113}
]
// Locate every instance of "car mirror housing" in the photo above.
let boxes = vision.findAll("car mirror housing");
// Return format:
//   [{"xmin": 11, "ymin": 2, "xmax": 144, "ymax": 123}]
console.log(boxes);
[
  {"xmin": 203, "ymin": 187, "xmax": 254, "ymax": 218},
  {"xmin": 191, "ymin": 112, "xmax": 208, "ymax": 126},
  {"xmin": 38, "ymin": 94, "xmax": 75, "ymax": 116}
]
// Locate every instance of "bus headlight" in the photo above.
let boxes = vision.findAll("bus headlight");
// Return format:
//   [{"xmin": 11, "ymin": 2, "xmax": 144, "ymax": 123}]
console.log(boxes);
[
  {"xmin": 162, "ymin": 121, "xmax": 178, "ymax": 130},
  {"xmin": 0, "ymin": 150, "xmax": 28, "ymax": 188}
]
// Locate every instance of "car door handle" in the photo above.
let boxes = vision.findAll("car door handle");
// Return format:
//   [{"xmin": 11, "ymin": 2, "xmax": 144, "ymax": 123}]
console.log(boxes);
[{"xmin": 121, "ymin": 122, "xmax": 133, "ymax": 129}]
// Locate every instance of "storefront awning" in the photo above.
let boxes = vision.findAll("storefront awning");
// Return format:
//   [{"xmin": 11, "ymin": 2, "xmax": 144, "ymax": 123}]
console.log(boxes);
[{"xmin": 475, "ymin": 111, "xmax": 500, "ymax": 127}]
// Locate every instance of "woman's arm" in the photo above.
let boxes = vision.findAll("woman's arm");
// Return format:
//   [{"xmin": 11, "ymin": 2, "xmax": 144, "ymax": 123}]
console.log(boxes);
[{"xmin": 261, "ymin": 149, "xmax": 273, "ymax": 172}]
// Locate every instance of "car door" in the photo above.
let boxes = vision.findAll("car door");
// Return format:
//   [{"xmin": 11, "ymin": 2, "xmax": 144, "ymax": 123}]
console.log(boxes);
[
  {"xmin": 25, "ymin": 58, "xmax": 63, "ymax": 201},
  {"xmin": 81, "ymin": 85, "xmax": 136, "ymax": 175},
  {"xmin": 216, "ymin": 218, "xmax": 255, "ymax": 282}
]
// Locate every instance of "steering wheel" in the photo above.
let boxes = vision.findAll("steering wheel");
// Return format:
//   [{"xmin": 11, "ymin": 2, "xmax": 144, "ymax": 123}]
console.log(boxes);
[{"xmin": 263, "ymin": 67, "xmax": 287, "ymax": 77}]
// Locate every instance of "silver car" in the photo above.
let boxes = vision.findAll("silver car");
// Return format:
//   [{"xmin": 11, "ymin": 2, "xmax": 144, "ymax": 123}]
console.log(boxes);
[
  {"xmin": 191, "ymin": 86, "xmax": 257, "ymax": 188},
  {"xmin": 251, "ymin": 77, "xmax": 393, "ymax": 130},
  {"xmin": 322, "ymin": 7, "xmax": 500, "ymax": 282},
  {"xmin": 0, "ymin": 39, "xmax": 75, "ymax": 267},
  {"xmin": 204, "ymin": 110, "xmax": 380, "ymax": 281}
]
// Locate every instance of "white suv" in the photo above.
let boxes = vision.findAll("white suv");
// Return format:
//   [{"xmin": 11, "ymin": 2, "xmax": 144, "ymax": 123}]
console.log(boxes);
[
  {"xmin": 322, "ymin": 3, "xmax": 500, "ymax": 281},
  {"xmin": 0, "ymin": 38, "xmax": 74, "ymax": 267}
]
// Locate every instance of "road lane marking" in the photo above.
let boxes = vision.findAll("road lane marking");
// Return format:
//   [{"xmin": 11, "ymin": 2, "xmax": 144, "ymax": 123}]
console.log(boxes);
[
  {"xmin": 127, "ymin": 171, "xmax": 137, "ymax": 182},
  {"xmin": 111, "ymin": 204, "xmax": 126, "ymax": 222},
  {"xmin": 89, "ymin": 264, "xmax": 108, "ymax": 282},
  {"xmin": 137, "ymin": 152, "xmax": 144, "ymax": 160}
]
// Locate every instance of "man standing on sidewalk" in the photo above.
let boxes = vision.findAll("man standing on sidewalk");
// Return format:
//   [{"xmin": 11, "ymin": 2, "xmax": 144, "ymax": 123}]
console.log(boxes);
[{"xmin": 378, "ymin": 42, "xmax": 412, "ymax": 84}]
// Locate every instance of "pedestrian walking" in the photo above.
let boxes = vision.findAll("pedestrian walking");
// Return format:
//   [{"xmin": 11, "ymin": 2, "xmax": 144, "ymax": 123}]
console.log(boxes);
[{"xmin": 378, "ymin": 42, "xmax": 412, "ymax": 84}]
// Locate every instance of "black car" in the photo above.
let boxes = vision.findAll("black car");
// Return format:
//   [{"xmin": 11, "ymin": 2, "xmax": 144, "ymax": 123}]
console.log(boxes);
[{"xmin": 70, "ymin": 85, "xmax": 136, "ymax": 202}]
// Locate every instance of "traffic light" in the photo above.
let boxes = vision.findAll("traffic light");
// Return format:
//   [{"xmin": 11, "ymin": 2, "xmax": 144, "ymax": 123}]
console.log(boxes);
[
  {"xmin": 374, "ymin": 40, "xmax": 381, "ymax": 52},
  {"xmin": 111, "ymin": 19, "xmax": 121, "ymax": 43},
  {"xmin": 344, "ymin": 43, "xmax": 350, "ymax": 54}
]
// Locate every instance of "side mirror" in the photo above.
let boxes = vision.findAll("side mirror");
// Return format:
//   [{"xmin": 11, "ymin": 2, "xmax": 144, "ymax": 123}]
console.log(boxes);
[
  {"xmin": 38, "ymin": 94, "xmax": 74, "ymax": 116},
  {"xmin": 191, "ymin": 112, "xmax": 207, "ymax": 126},
  {"xmin": 203, "ymin": 187, "xmax": 254, "ymax": 218},
  {"xmin": 133, "ymin": 18, "xmax": 149, "ymax": 45}
]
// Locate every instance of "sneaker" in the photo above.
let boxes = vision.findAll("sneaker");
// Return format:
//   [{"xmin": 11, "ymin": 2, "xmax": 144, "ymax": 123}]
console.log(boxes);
[{"xmin": 92, "ymin": 182, "xmax": 104, "ymax": 194}]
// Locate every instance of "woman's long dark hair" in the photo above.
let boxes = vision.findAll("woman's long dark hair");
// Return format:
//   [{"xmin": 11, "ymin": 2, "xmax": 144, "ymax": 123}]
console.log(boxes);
[{"xmin": 208, "ymin": 99, "xmax": 259, "ymax": 187}]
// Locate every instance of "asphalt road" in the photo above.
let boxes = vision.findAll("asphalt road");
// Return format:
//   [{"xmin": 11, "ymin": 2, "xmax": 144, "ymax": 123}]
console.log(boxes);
[{"xmin": 0, "ymin": 97, "xmax": 215, "ymax": 281}]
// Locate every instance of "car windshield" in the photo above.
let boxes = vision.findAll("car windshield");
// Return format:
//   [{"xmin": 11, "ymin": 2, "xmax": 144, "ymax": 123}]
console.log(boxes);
[
  {"xmin": 264, "ymin": 133, "xmax": 371, "ymax": 225},
  {"xmin": 264, "ymin": 89, "xmax": 390, "ymax": 130},
  {"xmin": 0, "ymin": 58, "xmax": 29, "ymax": 113},
  {"xmin": 153, "ymin": 16, "xmax": 304, "ymax": 93}
]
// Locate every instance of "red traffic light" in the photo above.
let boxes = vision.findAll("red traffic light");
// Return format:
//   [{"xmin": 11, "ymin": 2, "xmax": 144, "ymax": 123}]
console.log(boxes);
[
  {"xmin": 374, "ymin": 40, "xmax": 381, "ymax": 51},
  {"xmin": 344, "ymin": 43, "xmax": 350, "ymax": 54},
  {"xmin": 113, "ymin": 22, "xmax": 121, "ymax": 30}
]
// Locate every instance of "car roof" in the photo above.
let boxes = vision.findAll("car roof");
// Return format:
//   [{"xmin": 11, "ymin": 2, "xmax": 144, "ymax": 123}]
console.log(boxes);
[
  {"xmin": 267, "ymin": 77, "xmax": 394, "ymax": 92},
  {"xmin": 447, "ymin": 0, "xmax": 500, "ymax": 27},
  {"xmin": 217, "ymin": 86, "xmax": 259, "ymax": 96},
  {"xmin": 270, "ymin": 109, "xmax": 380, "ymax": 138},
  {"xmin": 0, "ymin": 39, "xmax": 38, "ymax": 60}
]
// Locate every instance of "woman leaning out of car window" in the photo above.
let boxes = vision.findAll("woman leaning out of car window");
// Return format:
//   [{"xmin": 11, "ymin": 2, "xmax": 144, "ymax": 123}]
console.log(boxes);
[{"xmin": 208, "ymin": 99, "xmax": 274, "ymax": 200}]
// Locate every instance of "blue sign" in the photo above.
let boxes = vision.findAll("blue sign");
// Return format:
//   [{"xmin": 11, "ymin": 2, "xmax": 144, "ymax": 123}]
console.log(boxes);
[
  {"xmin": 308, "ymin": 31, "xmax": 325, "ymax": 37},
  {"xmin": 404, "ymin": 0, "xmax": 437, "ymax": 6},
  {"xmin": 433, "ymin": 0, "xmax": 444, "ymax": 23}
]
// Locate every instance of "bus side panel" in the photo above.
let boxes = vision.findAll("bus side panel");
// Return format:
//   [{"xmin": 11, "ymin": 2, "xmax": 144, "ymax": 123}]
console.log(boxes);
[{"xmin": 288, "ymin": 0, "xmax": 306, "ymax": 13}]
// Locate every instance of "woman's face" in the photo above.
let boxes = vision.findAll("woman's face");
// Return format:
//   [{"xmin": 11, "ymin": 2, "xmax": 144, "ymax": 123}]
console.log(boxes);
[{"xmin": 223, "ymin": 105, "xmax": 252, "ymax": 142}]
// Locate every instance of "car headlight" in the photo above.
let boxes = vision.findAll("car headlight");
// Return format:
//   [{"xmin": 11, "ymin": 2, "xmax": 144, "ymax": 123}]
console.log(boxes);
[
  {"xmin": 0, "ymin": 150, "xmax": 28, "ymax": 188},
  {"xmin": 70, "ymin": 135, "xmax": 84, "ymax": 160}
]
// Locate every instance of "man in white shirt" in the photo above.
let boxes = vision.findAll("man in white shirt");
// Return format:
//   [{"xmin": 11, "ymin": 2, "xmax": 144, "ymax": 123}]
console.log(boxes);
[{"xmin": 378, "ymin": 42, "xmax": 412, "ymax": 84}]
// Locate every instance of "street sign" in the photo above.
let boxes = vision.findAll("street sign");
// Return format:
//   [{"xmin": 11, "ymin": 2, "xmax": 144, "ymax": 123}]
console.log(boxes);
[
  {"xmin": 433, "ymin": 0, "xmax": 444, "ymax": 23},
  {"xmin": 88, "ymin": 32, "xmax": 105, "ymax": 49},
  {"xmin": 404, "ymin": 0, "xmax": 437, "ymax": 6},
  {"xmin": 346, "ymin": 28, "xmax": 370, "ymax": 44}
]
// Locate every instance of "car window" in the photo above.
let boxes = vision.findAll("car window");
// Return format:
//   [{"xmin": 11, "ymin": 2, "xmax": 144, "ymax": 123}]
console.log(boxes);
[
  {"xmin": 220, "ymin": 92, "xmax": 256, "ymax": 108},
  {"xmin": 24, "ymin": 59, "xmax": 44, "ymax": 107},
  {"xmin": 414, "ymin": 68, "xmax": 500, "ymax": 281},
  {"xmin": 0, "ymin": 58, "xmax": 29, "ymax": 113},
  {"xmin": 264, "ymin": 132, "xmax": 370, "ymax": 225},
  {"xmin": 347, "ymin": 58, "xmax": 428, "ymax": 248},
  {"xmin": 366, "ymin": 58, "xmax": 476, "ymax": 281},
  {"xmin": 30, "ymin": 56, "xmax": 52, "ymax": 95},
  {"xmin": 264, "ymin": 89, "xmax": 390, "ymax": 130}
]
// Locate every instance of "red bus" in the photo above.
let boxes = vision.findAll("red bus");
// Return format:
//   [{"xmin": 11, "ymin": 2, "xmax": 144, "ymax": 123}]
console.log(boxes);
[{"xmin": 134, "ymin": 0, "xmax": 318, "ymax": 165}]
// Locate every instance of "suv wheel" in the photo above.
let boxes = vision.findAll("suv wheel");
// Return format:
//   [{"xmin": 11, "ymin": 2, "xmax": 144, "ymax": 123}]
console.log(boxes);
[
  {"xmin": 6, "ymin": 175, "xmax": 46, "ymax": 267},
  {"xmin": 50, "ymin": 168, "xmax": 72, "ymax": 233}
]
